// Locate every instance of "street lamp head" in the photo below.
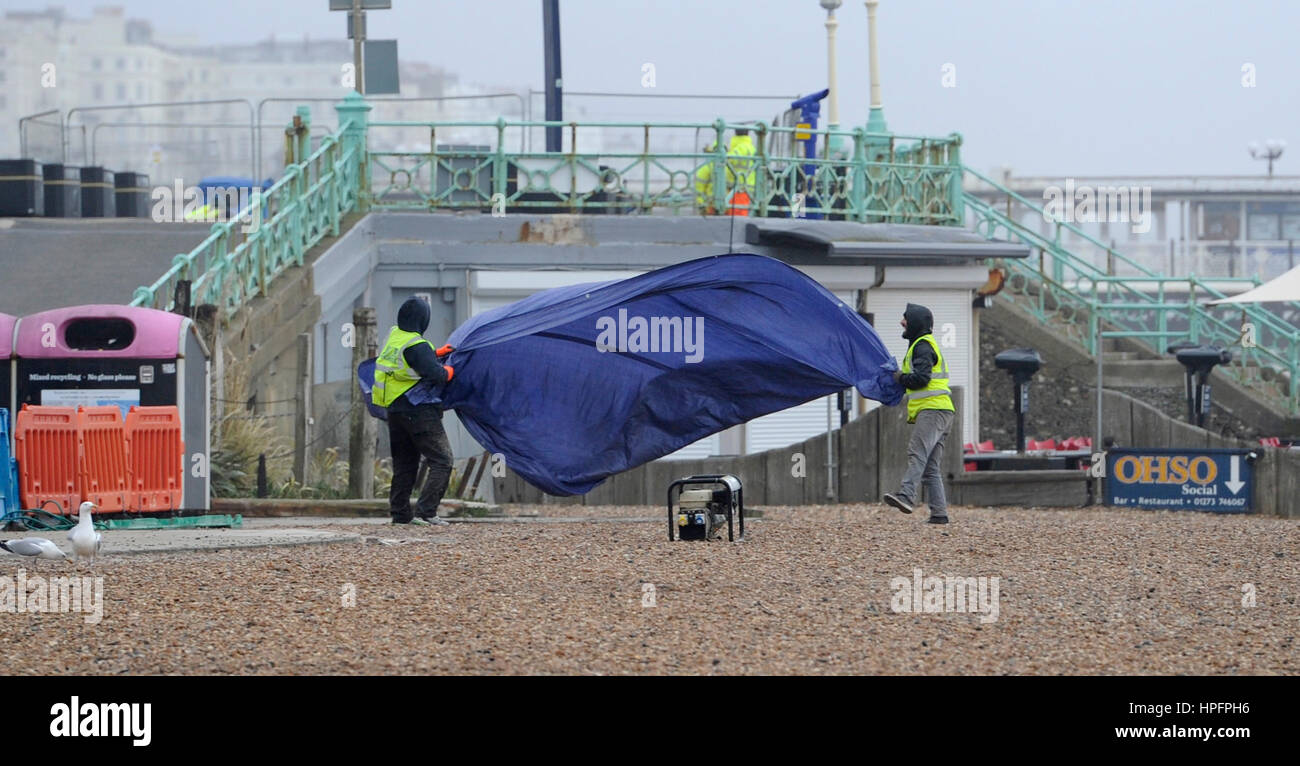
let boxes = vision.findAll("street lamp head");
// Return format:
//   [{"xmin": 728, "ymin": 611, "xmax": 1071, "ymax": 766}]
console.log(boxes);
[{"xmin": 820, "ymin": 0, "xmax": 843, "ymax": 9}]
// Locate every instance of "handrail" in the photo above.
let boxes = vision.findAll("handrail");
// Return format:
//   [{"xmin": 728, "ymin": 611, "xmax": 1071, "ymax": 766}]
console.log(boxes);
[
  {"xmin": 130, "ymin": 119, "xmax": 358, "ymax": 313},
  {"xmin": 362, "ymin": 117, "xmax": 962, "ymax": 222},
  {"xmin": 964, "ymin": 168, "xmax": 1299, "ymax": 413},
  {"xmin": 256, "ymin": 93, "xmax": 528, "ymax": 177}
]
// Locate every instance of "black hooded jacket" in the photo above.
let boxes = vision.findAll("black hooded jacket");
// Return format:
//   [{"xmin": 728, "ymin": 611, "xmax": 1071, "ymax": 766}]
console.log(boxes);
[
  {"xmin": 898, "ymin": 303, "xmax": 939, "ymax": 391},
  {"xmin": 388, "ymin": 296, "xmax": 447, "ymax": 411}
]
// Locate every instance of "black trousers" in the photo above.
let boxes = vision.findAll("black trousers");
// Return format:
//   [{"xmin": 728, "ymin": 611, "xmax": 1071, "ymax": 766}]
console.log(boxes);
[{"xmin": 387, "ymin": 405, "xmax": 453, "ymax": 522}]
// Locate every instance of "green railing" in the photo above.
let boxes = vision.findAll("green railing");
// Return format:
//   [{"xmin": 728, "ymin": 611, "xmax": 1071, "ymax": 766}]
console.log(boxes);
[
  {"xmin": 963, "ymin": 165, "xmax": 1300, "ymax": 413},
  {"xmin": 130, "ymin": 95, "xmax": 966, "ymax": 316},
  {"xmin": 363, "ymin": 118, "xmax": 964, "ymax": 223},
  {"xmin": 130, "ymin": 102, "xmax": 366, "ymax": 312},
  {"xmin": 133, "ymin": 96, "xmax": 1297, "ymax": 415}
]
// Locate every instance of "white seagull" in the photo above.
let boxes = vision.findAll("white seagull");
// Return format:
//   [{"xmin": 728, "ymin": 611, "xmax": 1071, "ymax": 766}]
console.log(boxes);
[
  {"xmin": 68, "ymin": 501, "xmax": 104, "ymax": 567},
  {"xmin": 0, "ymin": 537, "xmax": 68, "ymax": 560}
]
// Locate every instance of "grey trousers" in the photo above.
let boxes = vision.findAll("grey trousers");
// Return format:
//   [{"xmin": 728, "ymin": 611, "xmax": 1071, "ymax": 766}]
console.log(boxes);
[{"xmin": 898, "ymin": 409, "xmax": 954, "ymax": 518}]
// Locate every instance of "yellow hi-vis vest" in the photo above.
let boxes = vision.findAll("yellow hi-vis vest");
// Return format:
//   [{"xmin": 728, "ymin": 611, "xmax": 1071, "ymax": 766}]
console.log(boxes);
[
  {"xmin": 694, "ymin": 157, "xmax": 714, "ymax": 209},
  {"xmin": 902, "ymin": 333, "xmax": 955, "ymax": 423},
  {"xmin": 725, "ymin": 135, "xmax": 757, "ymax": 193},
  {"xmin": 372, "ymin": 327, "xmax": 435, "ymax": 408}
]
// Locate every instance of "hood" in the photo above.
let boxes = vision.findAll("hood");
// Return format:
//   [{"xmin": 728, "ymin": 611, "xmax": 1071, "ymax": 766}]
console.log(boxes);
[
  {"xmin": 902, "ymin": 303, "xmax": 933, "ymax": 341},
  {"xmin": 397, "ymin": 296, "xmax": 431, "ymax": 334}
]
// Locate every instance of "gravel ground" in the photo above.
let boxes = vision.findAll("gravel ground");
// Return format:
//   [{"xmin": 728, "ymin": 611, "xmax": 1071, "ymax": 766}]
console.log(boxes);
[{"xmin": 2, "ymin": 503, "xmax": 1296, "ymax": 675}]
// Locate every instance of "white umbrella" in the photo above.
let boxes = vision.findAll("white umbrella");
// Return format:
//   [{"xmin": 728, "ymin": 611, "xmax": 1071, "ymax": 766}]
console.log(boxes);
[{"xmin": 1208, "ymin": 264, "xmax": 1300, "ymax": 304}]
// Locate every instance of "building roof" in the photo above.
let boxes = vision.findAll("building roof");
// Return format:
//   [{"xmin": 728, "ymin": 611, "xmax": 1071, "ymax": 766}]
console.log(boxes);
[{"xmin": 745, "ymin": 220, "xmax": 1031, "ymax": 264}]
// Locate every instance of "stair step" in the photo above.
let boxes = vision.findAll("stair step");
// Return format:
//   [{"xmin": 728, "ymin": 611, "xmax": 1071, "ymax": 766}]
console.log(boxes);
[{"xmin": 1103, "ymin": 351, "xmax": 1144, "ymax": 361}]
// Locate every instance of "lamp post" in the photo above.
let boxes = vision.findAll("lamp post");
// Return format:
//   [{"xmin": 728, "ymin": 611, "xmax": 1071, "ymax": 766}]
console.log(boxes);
[
  {"xmin": 1249, "ymin": 139, "xmax": 1286, "ymax": 177},
  {"xmin": 864, "ymin": 0, "xmax": 888, "ymax": 137},
  {"xmin": 820, "ymin": 0, "xmax": 844, "ymax": 159}
]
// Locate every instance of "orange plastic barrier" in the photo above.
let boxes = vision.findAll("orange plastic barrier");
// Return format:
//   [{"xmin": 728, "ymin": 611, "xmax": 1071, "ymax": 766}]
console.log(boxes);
[
  {"xmin": 76, "ymin": 406, "xmax": 129, "ymax": 511},
  {"xmin": 14, "ymin": 405, "xmax": 80, "ymax": 513},
  {"xmin": 125, "ymin": 406, "xmax": 184, "ymax": 512}
]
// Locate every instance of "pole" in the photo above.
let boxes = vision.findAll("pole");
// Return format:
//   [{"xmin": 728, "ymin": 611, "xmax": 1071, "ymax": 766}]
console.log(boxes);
[
  {"xmin": 1014, "ymin": 379, "xmax": 1026, "ymax": 453},
  {"xmin": 825, "ymin": 9, "xmax": 839, "ymax": 127},
  {"xmin": 294, "ymin": 333, "xmax": 313, "ymax": 485},
  {"xmin": 352, "ymin": 0, "xmax": 366, "ymax": 95},
  {"xmin": 864, "ymin": 0, "xmax": 887, "ymax": 135},
  {"xmin": 348, "ymin": 308, "xmax": 378, "ymax": 498},
  {"xmin": 1095, "ymin": 344, "xmax": 1103, "ymax": 455},
  {"xmin": 824, "ymin": 4, "xmax": 841, "ymax": 158},
  {"xmin": 826, "ymin": 396, "xmax": 835, "ymax": 501},
  {"xmin": 542, "ymin": 0, "xmax": 563, "ymax": 152}
]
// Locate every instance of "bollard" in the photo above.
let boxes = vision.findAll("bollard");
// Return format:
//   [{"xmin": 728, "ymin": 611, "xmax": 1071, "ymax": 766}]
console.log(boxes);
[
  {"xmin": 994, "ymin": 348, "xmax": 1043, "ymax": 453},
  {"xmin": 257, "ymin": 453, "xmax": 268, "ymax": 498},
  {"xmin": 1172, "ymin": 345, "xmax": 1232, "ymax": 428}
]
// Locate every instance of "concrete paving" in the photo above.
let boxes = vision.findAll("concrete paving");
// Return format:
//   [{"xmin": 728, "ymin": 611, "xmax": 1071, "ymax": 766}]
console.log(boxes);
[
  {"xmin": 0, "ymin": 514, "xmax": 676, "ymax": 558},
  {"xmin": 1, "ymin": 525, "xmax": 361, "ymax": 557}
]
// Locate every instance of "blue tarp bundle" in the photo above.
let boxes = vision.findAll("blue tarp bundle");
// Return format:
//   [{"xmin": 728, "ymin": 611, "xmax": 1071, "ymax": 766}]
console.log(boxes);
[{"xmin": 359, "ymin": 253, "xmax": 904, "ymax": 495}]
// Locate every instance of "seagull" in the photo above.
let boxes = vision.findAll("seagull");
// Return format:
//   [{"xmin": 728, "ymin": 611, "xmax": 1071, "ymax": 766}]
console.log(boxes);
[
  {"xmin": 0, "ymin": 537, "xmax": 68, "ymax": 560},
  {"xmin": 68, "ymin": 501, "xmax": 103, "ymax": 567}
]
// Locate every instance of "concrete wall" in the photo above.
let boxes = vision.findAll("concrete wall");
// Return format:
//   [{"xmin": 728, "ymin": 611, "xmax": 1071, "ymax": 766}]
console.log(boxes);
[
  {"xmin": 492, "ymin": 384, "xmax": 1297, "ymax": 518},
  {"xmin": 493, "ymin": 388, "xmax": 967, "ymax": 509}
]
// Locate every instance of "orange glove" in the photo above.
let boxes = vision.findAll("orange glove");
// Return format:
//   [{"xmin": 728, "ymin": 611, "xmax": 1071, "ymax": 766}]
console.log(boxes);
[
  {"xmin": 435, "ymin": 344, "xmax": 454, "ymax": 358},
  {"xmin": 443, "ymin": 364, "xmax": 454, "ymax": 382}
]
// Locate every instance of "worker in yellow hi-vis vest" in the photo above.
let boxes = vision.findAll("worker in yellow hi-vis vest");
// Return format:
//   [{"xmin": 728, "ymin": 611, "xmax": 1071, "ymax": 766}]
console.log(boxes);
[
  {"xmin": 373, "ymin": 297, "xmax": 457, "ymax": 526},
  {"xmin": 694, "ymin": 141, "xmax": 718, "ymax": 214},
  {"xmin": 724, "ymin": 128, "xmax": 757, "ymax": 216},
  {"xmin": 883, "ymin": 303, "xmax": 956, "ymax": 524}
]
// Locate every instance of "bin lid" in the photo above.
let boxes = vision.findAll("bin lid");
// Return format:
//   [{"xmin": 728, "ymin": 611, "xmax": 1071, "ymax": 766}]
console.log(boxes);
[
  {"xmin": 15, "ymin": 305, "xmax": 188, "ymax": 359},
  {"xmin": 0, "ymin": 313, "xmax": 14, "ymax": 357}
]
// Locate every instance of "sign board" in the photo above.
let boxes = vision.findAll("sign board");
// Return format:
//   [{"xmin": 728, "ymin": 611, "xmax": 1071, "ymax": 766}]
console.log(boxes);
[
  {"xmin": 42, "ymin": 388, "xmax": 140, "ymax": 421},
  {"xmin": 364, "ymin": 39, "xmax": 401, "ymax": 95},
  {"xmin": 1106, "ymin": 447, "xmax": 1254, "ymax": 513},
  {"xmin": 795, "ymin": 122, "xmax": 812, "ymax": 141},
  {"xmin": 329, "ymin": 0, "xmax": 391, "ymax": 9}
]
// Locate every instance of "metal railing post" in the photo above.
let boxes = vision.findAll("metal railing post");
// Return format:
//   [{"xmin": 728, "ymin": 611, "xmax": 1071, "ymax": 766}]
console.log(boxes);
[{"xmin": 335, "ymin": 91, "xmax": 373, "ymax": 213}]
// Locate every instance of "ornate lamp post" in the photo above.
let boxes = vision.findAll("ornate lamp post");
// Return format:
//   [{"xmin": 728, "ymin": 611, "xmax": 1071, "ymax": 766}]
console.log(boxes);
[
  {"xmin": 820, "ymin": 0, "xmax": 844, "ymax": 159},
  {"xmin": 864, "ymin": 0, "xmax": 889, "ymax": 155}
]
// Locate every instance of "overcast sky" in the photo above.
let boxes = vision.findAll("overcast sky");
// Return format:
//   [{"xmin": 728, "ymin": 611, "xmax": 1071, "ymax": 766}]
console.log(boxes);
[{"xmin": 15, "ymin": 0, "xmax": 1298, "ymax": 176}]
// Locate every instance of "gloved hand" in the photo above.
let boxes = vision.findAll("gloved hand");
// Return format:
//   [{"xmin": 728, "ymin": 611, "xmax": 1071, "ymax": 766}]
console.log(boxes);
[
  {"xmin": 443, "ymin": 364, "xmax": 454, "ymax": 382},
  {"xmin": 435, "ymin": 344, "xmax": 454, "ymax": 358}
]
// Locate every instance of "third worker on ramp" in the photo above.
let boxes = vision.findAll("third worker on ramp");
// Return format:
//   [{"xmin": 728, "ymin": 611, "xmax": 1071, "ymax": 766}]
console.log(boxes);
[
  {"xmin": 883, "ymin": 303, "xmax": 956, "ymax": 524},
  {"xmin": 372, "ymin": 296, "xmax": 457, "ymax": 526}
]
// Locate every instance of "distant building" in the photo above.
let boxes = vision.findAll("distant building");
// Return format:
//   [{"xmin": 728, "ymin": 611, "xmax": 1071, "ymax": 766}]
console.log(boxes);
[
  {"xmin": 0, "ymin": 5, "xmax": 505, "ymax": 186},
  {"xmin": 966, "ymin": 169, "xmax": 1300, "ymax": 281}
]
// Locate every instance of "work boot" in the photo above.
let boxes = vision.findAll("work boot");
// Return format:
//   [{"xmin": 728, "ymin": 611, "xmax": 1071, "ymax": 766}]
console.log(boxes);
[{"xmin": 882, "ymin": 494, "xmax": 914, "ymax": 514}]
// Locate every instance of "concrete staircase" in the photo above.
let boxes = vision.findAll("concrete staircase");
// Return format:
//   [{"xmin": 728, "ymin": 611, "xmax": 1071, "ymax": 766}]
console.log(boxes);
[{"xmin": 983, "ymin": 296, "xmax": 1300, "ymax": 436}]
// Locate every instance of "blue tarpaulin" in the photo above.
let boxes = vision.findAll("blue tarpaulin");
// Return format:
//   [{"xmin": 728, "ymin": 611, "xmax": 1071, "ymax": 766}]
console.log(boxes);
[{"xmin": 359, "ymin": 253, "xmax": 904, "ymax": 495}]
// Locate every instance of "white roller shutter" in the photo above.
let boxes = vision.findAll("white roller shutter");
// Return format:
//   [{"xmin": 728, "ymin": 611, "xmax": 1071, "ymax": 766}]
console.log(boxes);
[
  {"xmin": 864, "ymin": 288, "xmax": 975, "ymax": 444},
  {"xmin": 740, "ymin": 290, "xmax": 855, "ymax": 454},
  {"xmin": 660, "ymin": 433, "xmax": 721, "ymax": 460},
  {"xmin": 745, "ymin": 395, "xmax": 837, "ymax": 453}
]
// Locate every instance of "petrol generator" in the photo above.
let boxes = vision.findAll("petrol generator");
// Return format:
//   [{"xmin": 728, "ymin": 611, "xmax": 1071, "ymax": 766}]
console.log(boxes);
[{"xmin": 667, "ymin": 474, "xmax": 744, "ymax": 542}]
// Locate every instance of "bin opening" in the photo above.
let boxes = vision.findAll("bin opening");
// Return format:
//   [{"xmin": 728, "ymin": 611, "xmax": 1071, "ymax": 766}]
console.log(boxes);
[{"xmin": 64, "ymin": 318, "xmax": 136, "ymax": 351}]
